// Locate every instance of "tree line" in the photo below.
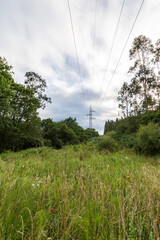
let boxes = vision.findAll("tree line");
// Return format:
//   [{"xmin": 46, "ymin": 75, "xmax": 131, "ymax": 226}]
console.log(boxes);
[
  {"xmin": 0, "ymin": 57, "xmax": 98, "ymax": 153},
  {"xmin": 104, "ymin": 35, "xmax": 160, "ymax": 155},
  {"xmin": 118, "ymin": 35, "xmax": 160, "ymax": 117}
]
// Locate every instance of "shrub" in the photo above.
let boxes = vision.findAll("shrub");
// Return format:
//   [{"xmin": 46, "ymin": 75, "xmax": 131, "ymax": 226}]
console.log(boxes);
[
  {"xmin": 97, "ymin": 135, "xmax": 118, "ymax": 152},
  {"xmin": 136, "ymin": 122, "xmax": 160, "ymax": 155},
  {"xmin": 85, "ymin": 137, "xmax": 101, "ymax": 151},
  {"xmin": 105, "ymin": 130, "xmax": 117, "ymax": 138},
  {"xmin": 119, "ymin": 133, "xmax": 137, "ymax": 148}
]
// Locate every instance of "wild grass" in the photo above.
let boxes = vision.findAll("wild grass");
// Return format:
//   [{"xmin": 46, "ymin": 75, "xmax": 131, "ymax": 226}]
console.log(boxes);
[{"xmin": 0, "ymin": 146, "xmax": 159, "ymax": 239}]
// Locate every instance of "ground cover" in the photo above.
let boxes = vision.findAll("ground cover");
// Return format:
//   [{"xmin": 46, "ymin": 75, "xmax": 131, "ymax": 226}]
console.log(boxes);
[{"xmin": 0, "ymin": 146, "xmax": 159, "ymax": 239}]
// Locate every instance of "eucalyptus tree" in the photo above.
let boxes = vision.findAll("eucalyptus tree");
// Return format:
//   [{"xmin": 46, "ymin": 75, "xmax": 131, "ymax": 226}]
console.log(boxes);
[
  {"xmin": 153, "ymin": 39, "xmax": 160, "ymax": 106},
  {"xmin": 129, "ymin": 78, "xmax": 141, "ymax": 115},
  {"xmin": 117, "ymin": 82, "xmax": 131, "ymax": 117},
  {"xmin": 129, "ymin": 35, "xmax": 156, "ymax": 111}
]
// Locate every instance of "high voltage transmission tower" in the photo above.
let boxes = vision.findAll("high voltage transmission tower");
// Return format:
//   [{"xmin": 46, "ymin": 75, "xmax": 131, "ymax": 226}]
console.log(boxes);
[{"xmin": 87, "ymin": 106, "xmax": 95, "ymax": 129}]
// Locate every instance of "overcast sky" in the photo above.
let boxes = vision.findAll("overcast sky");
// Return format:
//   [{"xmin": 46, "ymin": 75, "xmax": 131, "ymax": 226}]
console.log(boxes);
[{"xmin": 0, "ymin": 0, "xmax": 160, "ymax": 133}]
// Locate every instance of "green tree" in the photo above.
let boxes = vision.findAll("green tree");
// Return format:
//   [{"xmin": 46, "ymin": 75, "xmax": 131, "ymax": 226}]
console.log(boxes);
[
  {"xmin": 104, "ymin": 120, "xmax": 116, "ymax": 134},
  {"xmin": 153, "ymin": 39, "xmax": 160, "ymax": 107},
  {"xmin": 117, "ymin": 82, "xmax": 131, "ymax": 117},
  {"xmin": 0, "ymin": 57, "xmax": 14, "ymax": 117},
  {"xmin": 0, "ymin": 57, "xmax": 51, "ymax": 152},
  {"xmin": 85, "ymin": 128, "xmax": 99, "ymax": 140},
  {"xmin": 42, "ymin": 119, "xmax": 79, "ymax": 148},
  {"xmin": 60, "ymin": 117, "xmax": 86, "ymax": 142},
  {"xmin": 129, "ymin": 35, "xmax": 156, "ymax": 111},
  {"xmin": 24, "ymin": 71, "xmax": 51, "ymax": 109},
  {"xmin": 128, "ymin": 78, "xmax": 141, "ymax": 115}
]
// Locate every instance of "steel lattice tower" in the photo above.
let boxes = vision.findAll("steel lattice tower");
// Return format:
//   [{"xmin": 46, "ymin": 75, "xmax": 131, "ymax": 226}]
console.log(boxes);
[{"xmin": 87, "ymin": 106, "xmax": 95, "ymax": 129}]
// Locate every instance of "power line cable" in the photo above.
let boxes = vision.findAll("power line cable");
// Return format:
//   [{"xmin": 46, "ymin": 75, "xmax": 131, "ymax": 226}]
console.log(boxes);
[
  {"xmin": 89, "ymin": 0, "xmax": 98, "ymax": 99},
  {"xmin": 102, "ymin": 0, "xmax": 145, "ymax": 100},
  {"xmin": 67, "ymin": 0, "xmax": 84, "ymax": 98},
  {"xmin": 93, "ymin": 0, "xmax": 98, "ymax": 56},
  {"xmin": 98, "ymin": 0, "xmax": 126, "ymax": 97}
]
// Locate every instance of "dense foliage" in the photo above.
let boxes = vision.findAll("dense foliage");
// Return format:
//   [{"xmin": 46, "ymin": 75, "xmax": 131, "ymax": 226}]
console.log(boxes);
[
  {"xmin": 60, "ymin": 117, "xmax": 87, "ymax": 142},
  {"xmin": 0, "ymin": 57, "xmax": 48, "ymax": 152},
  {"xmin": 104, "ymin": 110, "xmax": 160, "ymax": 154},
  {"xmin": 136, "ymin": 122, "xmax": 160, "ymax": 155},
  {"xmin": 42, "ymin": 118, "xmax": 79, "ymax": 148},
  {"xmin": 84, "ymin": 128, "xmax": 99, "ymax": 140},
  {"xmin": 42, "ymin": 118, "xmax": 99, "ymax": 149},
  {"xmin": 97, "ymin": 135, "xmax": 118, "ymax": 152}
]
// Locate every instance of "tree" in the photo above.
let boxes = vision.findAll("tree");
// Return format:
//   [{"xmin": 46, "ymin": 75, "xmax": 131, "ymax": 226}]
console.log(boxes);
[
  {"xmin": 129, "ymin": 35, "xmax": 156, "ymax": 111},
  {"xmin": 60, "ymin": 117, "xmax": 86, "ymax": 142},
  {"xmin": 117, "ymin": 82, "xmax": 131, "ymax": 117},
  {"xmin": 0, "ymin": 57, "xmax": 51, "ymax": 152},
  {"xmin": 104, "ymin": 120, "xmax": 116, "ymax": 134},
  {"xmin": 42, "ymin": 119, "xmax": 79, "ymax": 149},
  {"xmin": 24, "ymin": 72, "xmax": 51, "ymax": 109},
  {"xmin": 84, "ymin": 128, "xmax": 99, "ymax": 140},
  {"xmin": 118, "ymin": 35, "xmax": 160, "ymax": 117},
  {"xmin": 128, "ymin": 78, "xmax": 141, "ymax": 115},
  {"xmin": 153, "ymin": 39, "xmax": 160, "ymax": 107},
  {"xmin": 0, "ymin": 80, "xmax": 43, "ymax": 151},
  {"xmin": 0, "ymin": 57, "xmax": 14, "ymax": 117}
]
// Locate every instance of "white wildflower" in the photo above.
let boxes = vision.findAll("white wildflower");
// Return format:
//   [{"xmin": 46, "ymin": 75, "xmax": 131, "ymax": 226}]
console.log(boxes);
[{"xmin": 32, "ymin": 184, "xmax": 35, "ymax": 187}]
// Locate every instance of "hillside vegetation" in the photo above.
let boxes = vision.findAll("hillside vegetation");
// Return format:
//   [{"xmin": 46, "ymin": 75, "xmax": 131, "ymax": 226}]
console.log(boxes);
[{"xmin": 0, "ymin": 146, "xmax": 159, "ymax": 240}]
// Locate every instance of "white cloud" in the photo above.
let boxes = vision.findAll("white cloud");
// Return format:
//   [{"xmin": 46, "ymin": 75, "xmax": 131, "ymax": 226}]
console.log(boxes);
[{"xmin": 0, "ymin": 0, "xmax": 160, "ymax": 134}]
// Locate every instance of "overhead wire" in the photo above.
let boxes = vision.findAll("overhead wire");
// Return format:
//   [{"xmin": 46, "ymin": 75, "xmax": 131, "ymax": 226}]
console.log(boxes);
[
  {"xmin": 101, "ymin": 0, "xmax": 145, "ymax": 100},
  {"xmin": 98, "ymin": 0, "xmax": 126, "ymax": 98},
  {"xmin": 90, "ymin": 0, "xmax": 98, "ymax": 99},
  {"xmin": 93, "ymin": 0, "xmax": 98, "ymax": 58},
  {"xmin": 66, "ymin": 0, "xmax": 85, "ymax": 99}
]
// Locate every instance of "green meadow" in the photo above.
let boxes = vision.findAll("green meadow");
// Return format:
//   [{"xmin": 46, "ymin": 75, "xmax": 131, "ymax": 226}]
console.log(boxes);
[{"xmin": 0, "ymin": 146, "xmax": 159, "ymax": 240}]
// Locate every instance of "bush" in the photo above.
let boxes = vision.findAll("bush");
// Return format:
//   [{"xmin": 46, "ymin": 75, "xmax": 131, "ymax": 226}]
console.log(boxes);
[
  {"xmin": 105, "ymin": 130, "xmax": 117, "ymax": 138},
  {"xmin": 119, "ymin": 133, "xmax": 137, "ymax": 148},
  {"xmin": 97, "ymin": 135, "xmax": 118, "ymax": 152},
  {"xmin": 85, "ymin": 137, "xmax": 101, "ymax": 151},
  {"xmin": 136, "ymin": 122, "xmax": 160, "ymax": 155}
]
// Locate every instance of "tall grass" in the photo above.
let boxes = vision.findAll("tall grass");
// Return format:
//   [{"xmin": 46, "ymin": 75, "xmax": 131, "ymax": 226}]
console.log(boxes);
[{"xmin": 0, "ymin": 146, "xmax": 159, "ymax": 239}]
